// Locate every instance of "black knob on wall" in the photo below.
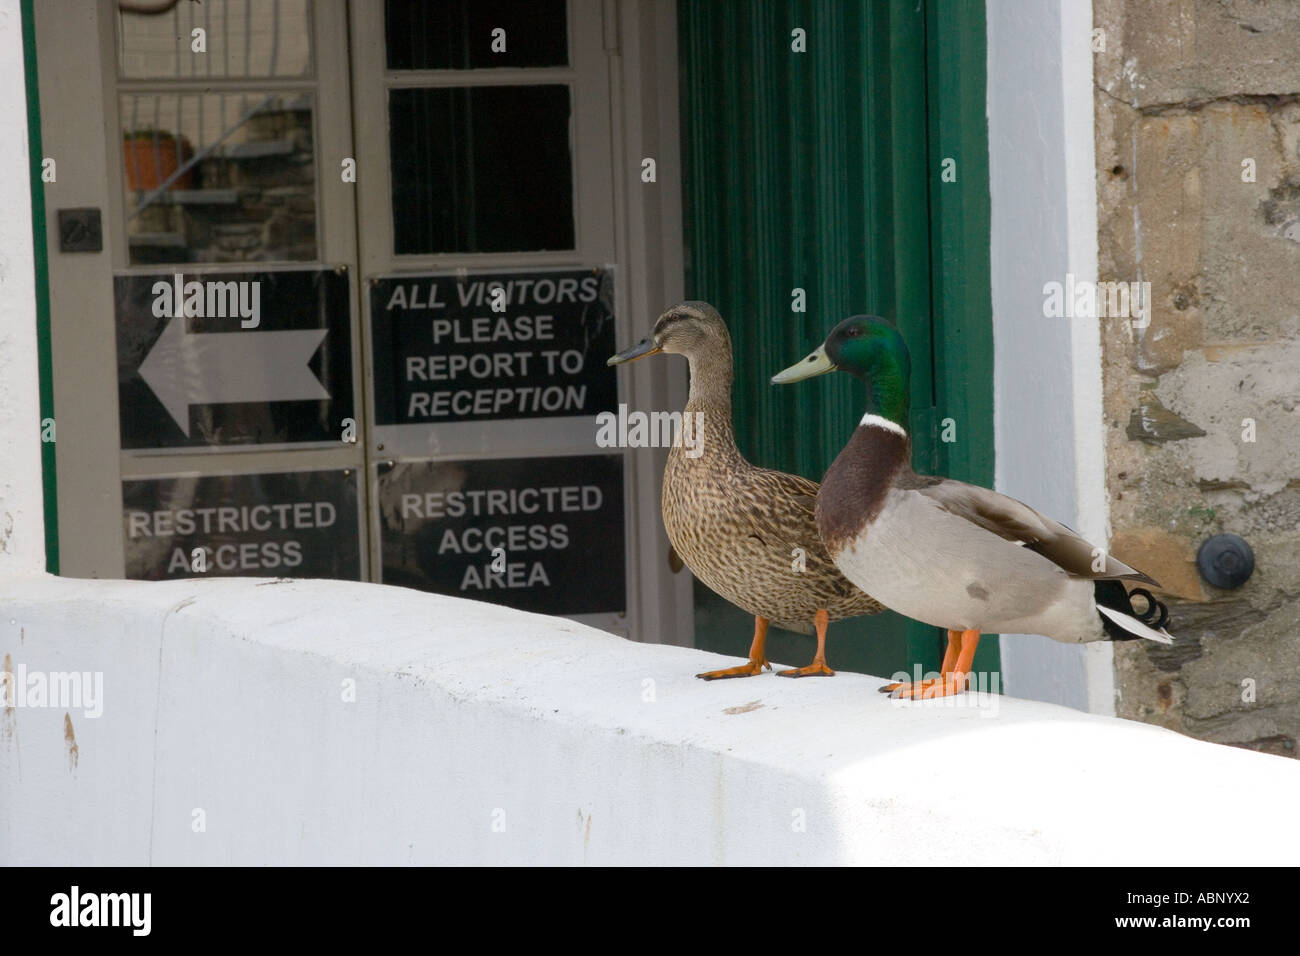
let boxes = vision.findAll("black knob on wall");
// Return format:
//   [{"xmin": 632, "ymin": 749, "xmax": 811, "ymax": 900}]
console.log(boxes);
[{"xmin": 1196, "ymin": 534, "xmax": 1255, "ymax": 589}]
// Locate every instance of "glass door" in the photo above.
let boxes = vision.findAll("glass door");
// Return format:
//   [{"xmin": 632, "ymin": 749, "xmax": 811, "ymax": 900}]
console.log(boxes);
[
  {"xmin": 349, "ymin": 1, "xmax": 634, "ymax": 635},
  {"xmin": 41, "ymin": 0, "xmax": 368, "ymax": 582}
]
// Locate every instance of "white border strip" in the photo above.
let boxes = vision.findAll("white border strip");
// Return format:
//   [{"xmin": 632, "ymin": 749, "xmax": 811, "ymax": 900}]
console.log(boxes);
[
  {"xmin": 988, "ymin": 0, "xmax": 1108, "ymax": 712},
  {"xmin": 1058, "ymin": 1, "xmax": 1114, "ymax": 716},
  {"xmin": 0, "ymin": 1, "xmax": 45, "ymax": 575}
]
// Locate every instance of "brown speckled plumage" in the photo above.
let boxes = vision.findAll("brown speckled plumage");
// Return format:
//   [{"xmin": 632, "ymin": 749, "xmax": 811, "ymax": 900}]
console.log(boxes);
[{"xmin": 652, "ymin": 303, "xmax": 883, "ymax": 635}]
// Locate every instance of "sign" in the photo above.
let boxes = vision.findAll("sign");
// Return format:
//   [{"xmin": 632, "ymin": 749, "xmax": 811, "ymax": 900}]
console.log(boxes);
[
  {"xmin": 369, "ymin": 268, "xmax": 617, "ymax": 426},
  {"xmin": 116, "ymin": 268, "xmax": 353, "ymax": 448},
  {"xmin": 377, "ymin": 455, "xmax": 625, "ymax": 616},
  {"xmin": 122, "ymin": 469, "xmax": 361, "ymax": 581}
]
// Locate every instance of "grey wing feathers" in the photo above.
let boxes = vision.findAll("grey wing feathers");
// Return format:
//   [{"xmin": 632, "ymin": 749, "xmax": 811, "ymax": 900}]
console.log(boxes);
[{"xmin": 914, "ymin": 479, "xmax": 1161, "ymax": 586}]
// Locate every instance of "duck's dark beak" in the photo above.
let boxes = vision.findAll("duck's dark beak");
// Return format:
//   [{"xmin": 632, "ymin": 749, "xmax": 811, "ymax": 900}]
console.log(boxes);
[
  {"xmin": 771, "ymin": 344, "xmax": 835, "ymax": 383},
  {"xmin": 608, "ymin": 337, "xmax": 662, "ymax": 366}
]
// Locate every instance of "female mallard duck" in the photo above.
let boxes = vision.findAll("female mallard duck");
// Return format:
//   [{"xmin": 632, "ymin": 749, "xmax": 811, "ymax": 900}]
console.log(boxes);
[
  {"xmin": 772, "ymin": 314, "xmax": 1173, "ymax": 698},
  {"xmin": 608, "ymin": 302, "xmax": 883, "ymax": 679}
]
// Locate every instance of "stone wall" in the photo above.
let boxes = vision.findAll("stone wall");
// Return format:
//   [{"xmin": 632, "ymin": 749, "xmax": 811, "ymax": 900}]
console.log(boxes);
[{"xmin": 1094, "ymin": 0, "xmax": 1300, "ymax": 757}]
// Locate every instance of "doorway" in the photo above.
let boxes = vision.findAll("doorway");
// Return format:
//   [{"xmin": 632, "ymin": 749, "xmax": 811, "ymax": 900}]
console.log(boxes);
[
  {"xmin": 678, "ymin": 0, "xmax": 1001, "ymax": 679},
  {"xmin": 34, "ymin": 0, "xmax": 687, "ymax": 643}
]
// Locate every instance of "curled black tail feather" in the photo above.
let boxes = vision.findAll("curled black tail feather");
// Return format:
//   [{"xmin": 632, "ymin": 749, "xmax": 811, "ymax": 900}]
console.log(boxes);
[
  {"xmin": 1126, "ymin": 588, "xmax": 1169, "ymax": 629},
  {"xmin": 1094, "ymin": 580, "xmax": 1170, "ymax": 640}
]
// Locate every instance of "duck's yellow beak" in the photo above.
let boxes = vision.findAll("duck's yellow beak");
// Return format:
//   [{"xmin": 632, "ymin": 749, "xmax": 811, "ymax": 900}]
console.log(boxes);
[
  {"xmin": 607, "ymin": 337, "xmax": 662, "ymax": 366},
  {"xmin": 771, "ymin": 344, "xmax": 835, "ymax": 384}
]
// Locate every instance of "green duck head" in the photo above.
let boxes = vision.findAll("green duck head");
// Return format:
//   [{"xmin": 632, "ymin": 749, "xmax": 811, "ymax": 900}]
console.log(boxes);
[
  {"xmin": 771, "ymin": 314, "xmax": 912, "ymax": 430},
  {"xmin": 607, "ymin": 301, "xmax": 731, "ymax": 366}
]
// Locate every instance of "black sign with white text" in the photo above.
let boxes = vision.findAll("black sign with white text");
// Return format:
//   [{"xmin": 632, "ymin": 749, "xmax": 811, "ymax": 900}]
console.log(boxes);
[
  {"xmin": 123, "ymin": 470, "xmax": 361, "ymax": 581},
  {"xmin": 116, "ymin": 269, "xmax": 353, "ymax": 449},
  {"xmin": 377, "ymin": 455, "xmax": 625, "ymax": 616},
  {"xmin": 369, "ymin": 268, "xmax": 617, "ymax": 425}
]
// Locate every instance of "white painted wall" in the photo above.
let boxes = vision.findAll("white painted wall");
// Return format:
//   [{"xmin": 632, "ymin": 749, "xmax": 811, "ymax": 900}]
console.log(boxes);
[
  {"xmin": 0, "ymin": 0, "xmax": 45, "ymax": 576},
  {"xmin": 987, "ymin": 0, "xmax": 1112, "ymax": 711},
  {"xmin": 3, "ymin": 574, "xmax": 1298, "ymax": 865}
]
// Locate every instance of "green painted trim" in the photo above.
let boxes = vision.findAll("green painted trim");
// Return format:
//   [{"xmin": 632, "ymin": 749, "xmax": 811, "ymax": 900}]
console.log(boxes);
[
  {"xmin": 891, "ymin": 0, "xmax": 947, "ymax": 673},
  {"xmin": 924, "ymin": 0, "xmax": 999, "ymax": 677},
  {"xmin": 678, "ymin": 0, "xmax": 933, "ymax": 678},
  {"xmin": 20, "ymin": 0, "xmax": 58, "ymax": 574}
]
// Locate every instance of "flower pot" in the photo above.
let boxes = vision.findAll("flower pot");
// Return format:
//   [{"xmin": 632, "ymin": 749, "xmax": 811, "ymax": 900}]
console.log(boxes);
[{"xmin": 123, "ymin": 133, "xmax": 196, "ymax": 192}]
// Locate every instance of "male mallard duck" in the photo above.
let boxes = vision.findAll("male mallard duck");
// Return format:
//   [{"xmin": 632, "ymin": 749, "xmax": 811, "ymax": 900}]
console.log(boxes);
[
  {"xmin": 609, "ymin": 302, "xmax": 884, "ymax": 679},
  {"xmin": 772, "ymin": 315, "xmax": 1173, "ymax": 698}
]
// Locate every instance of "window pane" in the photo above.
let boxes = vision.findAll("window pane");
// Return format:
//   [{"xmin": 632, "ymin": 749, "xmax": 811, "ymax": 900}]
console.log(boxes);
[
  {"xmin": 118, "ymin": 0, "xmax": 313, "ymax": 79},
  {"xmin": 389, "ymin": 86, "xmax": 575, "ymax": 254},
  {"xmin": 385, "ymin": 0, "xmax": 567, "ymax": 70},
  {"xmin": 121, "ymin": 92, "xmax": 318, "ymax": 265}
]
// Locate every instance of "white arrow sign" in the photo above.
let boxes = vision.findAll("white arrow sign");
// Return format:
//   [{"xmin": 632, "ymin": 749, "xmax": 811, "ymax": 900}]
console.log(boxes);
[{"xmin": 139, "ymin": 317, "xmax": 330, "ymax": 436}]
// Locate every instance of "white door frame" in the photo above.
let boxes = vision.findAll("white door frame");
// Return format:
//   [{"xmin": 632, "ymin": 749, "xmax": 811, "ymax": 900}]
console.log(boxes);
[{"xmin": 986, "ymin": 0, "xmax": 1110, "ymax": 712}]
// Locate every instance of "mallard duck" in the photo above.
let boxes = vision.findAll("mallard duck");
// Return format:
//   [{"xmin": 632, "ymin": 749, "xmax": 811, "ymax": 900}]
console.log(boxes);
[
  {"xmin": 772, "ymin": 314, "xmax": 1173, "ymax": 698},
  {"xmin": 608, "ymin": 302, "xmax": 884, "ymax": 679}
]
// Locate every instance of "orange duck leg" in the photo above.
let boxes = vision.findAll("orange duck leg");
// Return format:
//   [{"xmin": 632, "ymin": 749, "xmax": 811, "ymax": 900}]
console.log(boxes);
[
  {"xmin": 777, "ymin": 608, "xmax": 835, "ymax": 677},
  {"xmin": 697, "ymin": 616, "xmax": 773, "ymax": 680},
  {"xmin": 883, "ymin": 629, "xmax": 980, "ymax": 698}
]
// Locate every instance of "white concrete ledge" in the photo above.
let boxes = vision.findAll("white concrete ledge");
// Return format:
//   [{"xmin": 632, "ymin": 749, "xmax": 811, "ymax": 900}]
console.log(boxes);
[{"xmin": 2, "ymin": 574, "xmax": 1298, "ymax": 865}]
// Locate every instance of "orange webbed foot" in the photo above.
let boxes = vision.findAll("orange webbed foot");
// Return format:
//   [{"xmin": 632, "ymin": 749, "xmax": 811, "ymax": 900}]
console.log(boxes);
[
  {"xmin": 696, "ymin": 659, "xmax": 771, "ymax": 680},
  {"xmin": 881, "ymin": 629, "xmax": 981, "ymax": 699},
  {"xmin": 698, "ymin": 616, "xmax": 772, "ymax": 680},
  {"xmin": 775, "ymin": 609, "xmax": 835, "ymax": 678},
  {"xmin": 887, "ymin": 675, "xmax": 971, "ymax": 699},
  {"xmin": 777, "ymin": 658, "xmax": 835, "ymax": 678}
]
